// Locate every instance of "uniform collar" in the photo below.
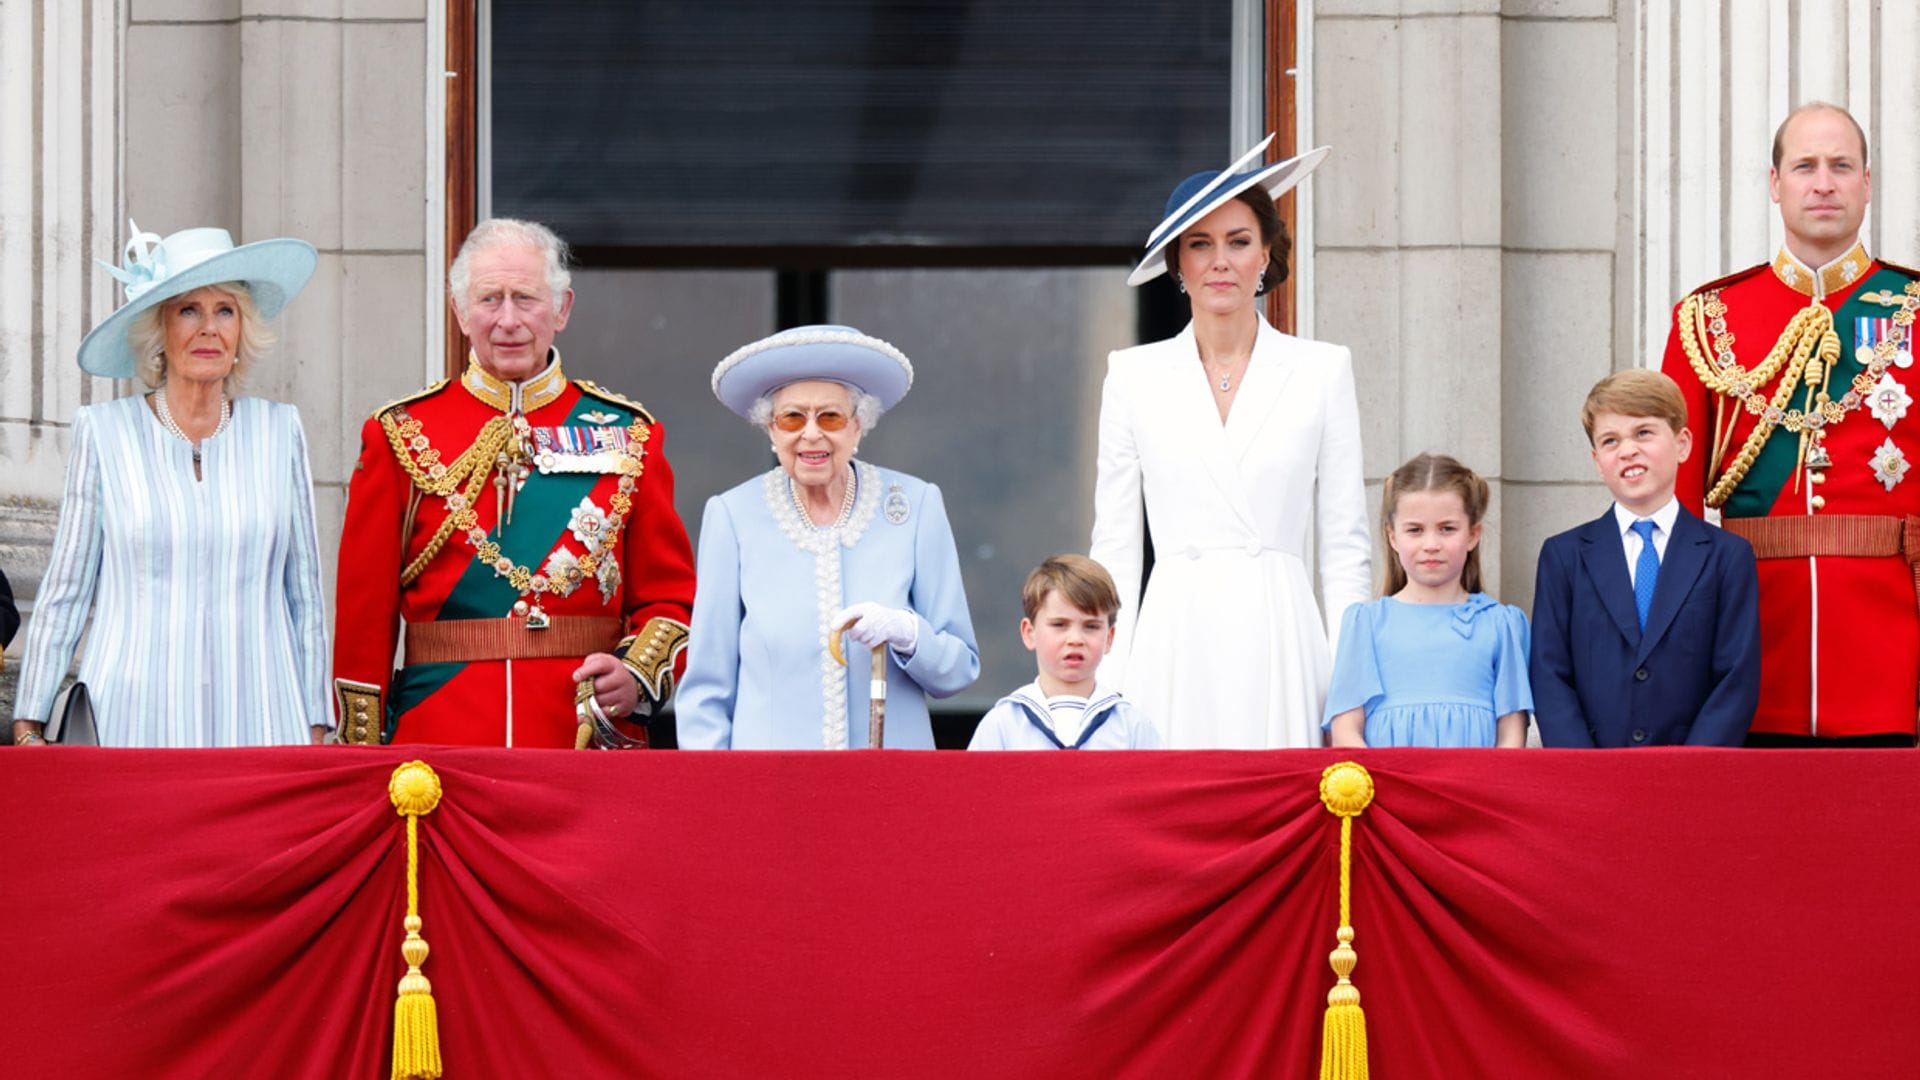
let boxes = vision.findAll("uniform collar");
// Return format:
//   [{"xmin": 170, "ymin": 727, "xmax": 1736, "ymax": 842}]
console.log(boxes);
[
  {"xmin": 461, "ymin": 349, "xmax": 569, "ymax": 414},
  {"xmin": 1771, "ymin": 241, "xmax": 1871, "ymax": 299}
]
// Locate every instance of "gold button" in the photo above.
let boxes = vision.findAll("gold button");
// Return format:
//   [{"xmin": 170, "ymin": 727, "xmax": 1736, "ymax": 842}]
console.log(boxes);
[
  {"xmin": 1811, "ymin": 495, "xmax": 1826, "ymax": 510},
  {"xmin": 1810, "ymin": 471, "xmax": 1826, "ymax": 484}
]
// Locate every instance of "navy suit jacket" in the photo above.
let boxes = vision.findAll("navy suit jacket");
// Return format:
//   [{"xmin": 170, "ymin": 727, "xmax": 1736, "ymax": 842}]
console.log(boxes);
[{"xmin": 1530, "ymin": 506, "xmax": 1761, "ymax": 747}]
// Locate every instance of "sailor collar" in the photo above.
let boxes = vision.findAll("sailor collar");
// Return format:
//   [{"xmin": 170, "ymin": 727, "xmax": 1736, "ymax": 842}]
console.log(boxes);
[
  {"xmin": 1771, "ymin": 241, "xmax": 1871, "ymax": 299},
  {"xmin": 461, "ymin": 350, "xmax": 569, "ymax": 414},
  {"xmin": 1005, "ymin": 683, "xmax": 1124, "ymax": 749}
]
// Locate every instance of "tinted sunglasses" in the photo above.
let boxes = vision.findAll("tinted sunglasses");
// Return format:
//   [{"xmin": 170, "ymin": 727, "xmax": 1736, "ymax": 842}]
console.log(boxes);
[{"xmin": 771, "ymin": 410, "xmax": 851, "ymax": 433}]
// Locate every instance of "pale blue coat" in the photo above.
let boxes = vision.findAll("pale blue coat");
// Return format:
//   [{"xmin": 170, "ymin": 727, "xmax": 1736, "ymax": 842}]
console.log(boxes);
[
  {"xmin": 676, "ymin": 461, "xmax": 979, "ymax": 749},
  {"xmin": 12, "ymin": 395, "xmax": 329, "ymax": 745}
]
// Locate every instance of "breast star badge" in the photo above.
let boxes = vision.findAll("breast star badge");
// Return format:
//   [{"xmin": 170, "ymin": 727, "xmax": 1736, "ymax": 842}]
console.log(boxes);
[
  {"xmin": 1870, "ymin": 438, "xmax": 1910, "ymax": 492},
  {"xmin": 1868, "ymin": 373, "xmax": 1912, "ymax": 430}
]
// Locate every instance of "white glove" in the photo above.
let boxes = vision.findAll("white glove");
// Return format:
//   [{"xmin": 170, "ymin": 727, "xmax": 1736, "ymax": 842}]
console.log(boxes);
[{"xmin": 833, "ymin": 601, "xmax": 919, "ymax": 658}]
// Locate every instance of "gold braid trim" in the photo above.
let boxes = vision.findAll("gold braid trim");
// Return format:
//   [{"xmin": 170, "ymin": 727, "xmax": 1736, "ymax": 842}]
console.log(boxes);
[
  {"xmin": 382, "ymin": 410, "xmax": 513, "ymax": 496},
  {"xmin": 618, "ymin": 617, "xmax": 691, "ymax": 704},
  {"xmin": 1678, "ymin": 292, "xmax": 1839, "ymax": 507},
  {"xmin": 381, "ymin": 410, "xmax": 515, "ymax": 586},
  {"xmin": 333, "ymin": 679, "xmax": 384, "ymax": 745}
]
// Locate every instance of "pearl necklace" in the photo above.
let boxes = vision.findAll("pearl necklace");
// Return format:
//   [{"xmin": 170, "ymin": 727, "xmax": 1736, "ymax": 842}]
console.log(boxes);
[
  {"xmin": 789, "ymin": 464, "xmax": 857, "ymax": 529},
  {"xmin": 152, "ymin": 388, "xmax": 231, "ymax": 456}
]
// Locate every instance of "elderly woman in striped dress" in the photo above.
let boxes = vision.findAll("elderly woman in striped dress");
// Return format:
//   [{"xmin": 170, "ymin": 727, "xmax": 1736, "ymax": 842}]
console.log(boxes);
[{"xmin": 10, "ymin": 224, "xmax": 329, "ymax": 747}]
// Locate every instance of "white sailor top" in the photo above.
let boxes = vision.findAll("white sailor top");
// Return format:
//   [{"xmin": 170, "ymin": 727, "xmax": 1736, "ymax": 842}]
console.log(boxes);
[{"xmin": 967, "ymin": 682, "xmax": 1162, "ymax": 750}]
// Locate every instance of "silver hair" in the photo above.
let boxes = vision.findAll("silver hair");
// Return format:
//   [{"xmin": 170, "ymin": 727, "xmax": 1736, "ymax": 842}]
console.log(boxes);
[
  {"xmin": 127, "ymin": 281, "xmax": 273, "ymax": 392},
  {"xmin": 747, "ymin": 383, "xmax": 883, "ymax": 434},
  {"xmin": 447, "ymin": 217, "xmax": 572, "ymax": 316}
]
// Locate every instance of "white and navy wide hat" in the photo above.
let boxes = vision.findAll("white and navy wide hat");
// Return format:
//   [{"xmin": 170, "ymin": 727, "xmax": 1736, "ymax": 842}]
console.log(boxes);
[
  {"xmin": 1126, "ymin": 134, "xmax": 1331, "ymax": 287},
  {"xmin": 77, "ymin": 221, "xmax": 318, "ymax": 378},
  {"xmin": 711, "ymin": 324, "xmax": 916, "ymax": 419}
]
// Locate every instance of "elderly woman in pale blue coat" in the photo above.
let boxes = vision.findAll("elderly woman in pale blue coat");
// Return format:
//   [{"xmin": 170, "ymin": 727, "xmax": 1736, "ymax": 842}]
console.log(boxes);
[{"xmin": 676, "ymin": 326, "xmax": 979, "ymax": 749}]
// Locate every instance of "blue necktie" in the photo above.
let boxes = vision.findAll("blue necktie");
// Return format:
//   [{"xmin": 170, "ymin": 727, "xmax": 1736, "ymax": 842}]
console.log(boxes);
[{"xmin": 1631, "ymin": 519, "xmax": 1660, "ymax": 630}]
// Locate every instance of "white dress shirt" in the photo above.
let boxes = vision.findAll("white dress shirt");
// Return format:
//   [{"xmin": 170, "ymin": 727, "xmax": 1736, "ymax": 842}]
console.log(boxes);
[{"xmin": 1611, "ymin": 496, "xmax": 1680, "ymax": 588}]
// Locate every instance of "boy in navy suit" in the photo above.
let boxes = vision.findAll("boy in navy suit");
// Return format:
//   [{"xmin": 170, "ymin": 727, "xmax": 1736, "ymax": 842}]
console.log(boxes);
[{"xmin": 1531, "ymin": 370, "xmax": 1762, "ymax": 746}]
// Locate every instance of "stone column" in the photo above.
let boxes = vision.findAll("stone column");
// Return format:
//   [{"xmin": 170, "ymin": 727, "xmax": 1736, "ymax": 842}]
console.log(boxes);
[
  {"xmin": 0, "ymin": 0, "xmax": 121, "ymax": 712},
  {"xmin": 1311, "ymin": 1, "xmax": 1508, "ymax": 588},
  {"xmin": 120, "ymin": 0, "xmax": 435, "ymax": 618},
  {"xmin": 1637, "ymin": 0, "xmax": 1920, "ymax": 366},
  {"xmin": 0, "ymin": 0, "xmax": 435, "ymax": 719},
  {"xmin": 1495, "ymin": 0, "xmax": 1626, "ymax": 612}
]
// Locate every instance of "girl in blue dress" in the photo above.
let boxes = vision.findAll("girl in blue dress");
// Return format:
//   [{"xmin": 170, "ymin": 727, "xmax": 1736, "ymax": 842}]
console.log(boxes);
[{"xmin": 1324, "ymin": 454, "xmax": 1532, "ymax": 748}]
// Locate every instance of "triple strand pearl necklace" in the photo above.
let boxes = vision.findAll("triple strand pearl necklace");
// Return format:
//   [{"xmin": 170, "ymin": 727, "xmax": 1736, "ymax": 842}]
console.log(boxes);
[
  {"xmin": 153, "ymin": 387, "xmax": 232, "ymax": 463},
  {"xmin": 789, "ymin": 463, "xmax": 857, "ymax": 529}
]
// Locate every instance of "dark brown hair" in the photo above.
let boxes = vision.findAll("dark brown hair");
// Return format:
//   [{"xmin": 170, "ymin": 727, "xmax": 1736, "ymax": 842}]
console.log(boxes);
[
  {"xmin": 1022, "ymin": 554, "xmax": 1121, "ymax": 622},
  {"xmin": 1379, "ymin": 453, "xmax": 1490, "ymax": 596},
  {"xmin": 1165, "ymin": 185, "xmax": 1292, "ymax": 294}
]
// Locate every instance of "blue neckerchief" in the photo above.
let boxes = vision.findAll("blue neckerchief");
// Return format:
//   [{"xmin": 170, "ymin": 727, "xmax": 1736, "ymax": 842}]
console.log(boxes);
[{"xmin": 1004, "ymin": 686, "xmax": 1124, "ymax": 750}]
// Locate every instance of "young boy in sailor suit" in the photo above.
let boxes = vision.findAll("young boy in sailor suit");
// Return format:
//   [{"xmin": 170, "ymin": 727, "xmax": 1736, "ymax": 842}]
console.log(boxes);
[{"xmin": 969, "ymin": 555, "xmax": 1161, "ymax": 750}]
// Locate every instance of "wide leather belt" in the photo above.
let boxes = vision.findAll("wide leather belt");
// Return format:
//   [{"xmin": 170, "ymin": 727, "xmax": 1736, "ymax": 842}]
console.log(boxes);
[
  {"xmin": 1720, "ymin": 513, "xmax": 1920, "ymax": 610},
  {"xmin": 403, "ymin": 616, "xmax": 621, "ymax": 665}
]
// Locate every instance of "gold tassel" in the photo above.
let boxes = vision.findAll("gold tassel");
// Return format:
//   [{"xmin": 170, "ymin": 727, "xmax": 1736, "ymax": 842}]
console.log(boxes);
[
  {"xmin": 389, "ymin": 761, "xmax": 445, "ymax": 1080},
  {"xmin": 1318, "ymin": 762, "xmax": 1375, "ymax": 1080}
]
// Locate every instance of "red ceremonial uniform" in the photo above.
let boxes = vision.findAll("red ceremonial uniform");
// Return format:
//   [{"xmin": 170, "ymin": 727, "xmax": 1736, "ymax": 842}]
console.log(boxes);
[
  {"xmin": 1662, "ymin": 242, "xmax": 1920, "ymax": 738},
  {"xmin": 332, "ymin": 353, "xmax": 695, "ymax": 746}
]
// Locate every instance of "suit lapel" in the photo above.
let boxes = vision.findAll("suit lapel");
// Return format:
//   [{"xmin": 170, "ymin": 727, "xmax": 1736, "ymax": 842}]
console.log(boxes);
[
  {"xmin": 1635, "ymin": 509, "xmax": 1709, "ymax": 664},
  {"xmin": 1577, "ymin": 510, "xmax": 1640, "ymax": 647},
  {"xmin": 1224, "ymin": 319, "xmax": 1298, "ymax": 464},
  {"xmin": 1164, "ymin": 326, "xmax": 1260, "ymax": 534}
]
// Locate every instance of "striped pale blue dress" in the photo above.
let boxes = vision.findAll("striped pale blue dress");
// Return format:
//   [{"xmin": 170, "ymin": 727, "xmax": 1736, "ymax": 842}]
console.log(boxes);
[{"xmin": 12, "ymin": 394, "xmax": 331, "ymax": 745}]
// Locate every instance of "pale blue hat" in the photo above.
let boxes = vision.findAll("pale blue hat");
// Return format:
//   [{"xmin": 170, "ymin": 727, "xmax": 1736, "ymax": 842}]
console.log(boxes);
[
  {"xmin": 711, "ymin": 324, "xmax": 915, "ymax": 419},
  {"xmin": 77, "ymin": 221, "xmax": 318, "ymax": 378},
  {"xmin": 1126, "ymin": 135, "xmax": 1331, "ymax": 287}
]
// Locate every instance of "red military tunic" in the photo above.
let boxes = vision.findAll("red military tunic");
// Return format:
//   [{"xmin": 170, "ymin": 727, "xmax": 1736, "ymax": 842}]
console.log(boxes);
[
  {"xmin": 332, "ymin": 353, "xmax": 695, "ymax": 746},
  {"xmin": 1662, "ymin": 242, "xmax": 1920, "ymax": 738}
]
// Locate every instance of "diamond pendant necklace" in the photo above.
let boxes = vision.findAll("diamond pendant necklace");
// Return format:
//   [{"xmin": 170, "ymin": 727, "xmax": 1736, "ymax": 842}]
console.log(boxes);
[{"xmin": 1203, "ymin": 356, "xmax": 1243, "ymax": 393}]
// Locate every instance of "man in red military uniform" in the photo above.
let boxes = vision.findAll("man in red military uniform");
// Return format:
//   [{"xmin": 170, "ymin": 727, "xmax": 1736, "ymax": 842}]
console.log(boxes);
[
  {"xmin": 1662, "ymin": 103, "xmax": 1920, "ymax": 746},
  {"xmin": 332, "ymin": 218, "xmax": 695, "ymax": 747}
]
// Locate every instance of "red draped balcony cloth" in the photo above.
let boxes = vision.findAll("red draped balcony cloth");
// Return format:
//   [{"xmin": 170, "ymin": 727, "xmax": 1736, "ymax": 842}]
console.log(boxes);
[{"xmin": 2, "ymin": 748, "xmax": 1915, "ymax": 1078}]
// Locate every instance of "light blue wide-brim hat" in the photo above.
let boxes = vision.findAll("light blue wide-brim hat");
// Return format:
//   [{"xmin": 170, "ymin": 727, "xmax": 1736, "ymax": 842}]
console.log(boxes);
[
  {"xmin": 1126, "ymin": 134, "xmax": 1332, "ymax": 287},
  {"xmin": 76, "ymin": 221, "xmax": 318, "ymax": 378},
  {"xmin": 711, "ymin": 324, "xmax": 916, "ymax": 419}
]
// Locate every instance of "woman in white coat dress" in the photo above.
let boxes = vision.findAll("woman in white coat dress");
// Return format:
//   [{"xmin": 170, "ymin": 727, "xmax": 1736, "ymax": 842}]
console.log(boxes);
[{"xmin": 1090, "ymin": 136, "xmax": 1371, "ymax": 748}]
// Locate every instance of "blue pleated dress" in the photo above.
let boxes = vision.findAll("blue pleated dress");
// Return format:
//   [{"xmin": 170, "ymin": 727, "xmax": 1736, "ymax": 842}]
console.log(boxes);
[{"xmin": 1321, "ymin": 594, "xmax": 1533, "ymax": 748}]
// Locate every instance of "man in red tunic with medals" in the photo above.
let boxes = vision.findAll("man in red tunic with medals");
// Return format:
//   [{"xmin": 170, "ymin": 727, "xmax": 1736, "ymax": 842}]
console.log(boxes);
[
  {"xmin": 331, "ymin": 218, "xmax": 696, "ymax": 747},
  {"xmin": 1662, "ymin": 104, "xmax": 1920, "ymax": 746}
]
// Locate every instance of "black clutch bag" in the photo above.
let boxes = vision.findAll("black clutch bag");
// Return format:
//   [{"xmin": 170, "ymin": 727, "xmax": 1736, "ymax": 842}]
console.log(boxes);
[{"xmin": 47, "ymin": 681, "xmax": 97, "ymax": 745}]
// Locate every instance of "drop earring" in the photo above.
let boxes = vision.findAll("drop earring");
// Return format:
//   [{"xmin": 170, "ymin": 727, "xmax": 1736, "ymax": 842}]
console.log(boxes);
[{"xmin": 1175, "ymin": 276, "xmax": 1187, "ymax": 295}]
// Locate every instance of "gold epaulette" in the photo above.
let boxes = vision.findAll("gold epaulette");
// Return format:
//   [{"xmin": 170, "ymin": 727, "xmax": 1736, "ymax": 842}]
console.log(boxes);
[
  {"xmin": 576, "ymin": 379, "xmax": 656, "ymax": 426},
  {"xmin": 370, "ymin": 377, "xmax": 451, "ymax": 423},
  {"xmin": 1682, "ymin": 263, "xmax": 1770, "ymax": 301},
  {"xmin": 1878, "ymin": 257, "xmax": 1920, "ymax": 281}
]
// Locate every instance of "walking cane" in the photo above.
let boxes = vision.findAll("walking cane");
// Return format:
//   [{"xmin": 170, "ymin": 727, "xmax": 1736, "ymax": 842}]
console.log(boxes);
[{"xmin": 828, "ymin": 619, "xmax": 887, "ymax": 748}]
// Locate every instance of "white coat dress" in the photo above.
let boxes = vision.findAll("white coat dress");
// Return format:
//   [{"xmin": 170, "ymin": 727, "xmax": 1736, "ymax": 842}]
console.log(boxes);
[{"xmin": 1089, "ymin": 317, "xmax": 1371, "ymax": 748}]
